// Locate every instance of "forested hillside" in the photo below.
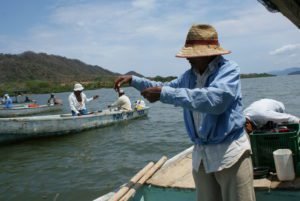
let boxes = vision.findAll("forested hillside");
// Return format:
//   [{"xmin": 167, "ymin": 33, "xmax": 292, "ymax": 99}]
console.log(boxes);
[{"xmin": 0, "ymin": 51, "xmax": 118, "ymax": 83}]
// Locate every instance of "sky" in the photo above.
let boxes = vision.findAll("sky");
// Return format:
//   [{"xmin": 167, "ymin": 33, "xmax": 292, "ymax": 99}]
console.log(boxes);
[{"xmin": 0, "ymin": 0, "xmax": 299, "ymax": 77}]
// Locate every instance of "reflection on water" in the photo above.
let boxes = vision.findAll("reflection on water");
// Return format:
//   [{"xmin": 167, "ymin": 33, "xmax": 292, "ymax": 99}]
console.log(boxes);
[{"xmin": 0, "ymin": 75, "xmax": 299, "ymax": 201}]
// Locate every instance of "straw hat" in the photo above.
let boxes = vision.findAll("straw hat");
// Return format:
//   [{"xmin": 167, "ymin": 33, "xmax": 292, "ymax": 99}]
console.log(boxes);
[
  {"xmin": 176, "ymin": 24, "xmax": 231, "ymax": 58},
  {"xmin": 74, "ymin": 83, "xmax": 84, "ymax": 91}
]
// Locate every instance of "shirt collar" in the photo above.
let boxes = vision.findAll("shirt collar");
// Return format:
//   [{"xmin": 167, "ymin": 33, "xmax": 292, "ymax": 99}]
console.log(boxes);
[{"xmin": 207, "ymin": 55, "xmax": 222, "ymax": 73}]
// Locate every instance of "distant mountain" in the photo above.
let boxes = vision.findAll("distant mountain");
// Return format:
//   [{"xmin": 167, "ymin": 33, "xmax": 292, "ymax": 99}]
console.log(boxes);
[
  {"xmin": 125, "ymin": 71, "xmax": 145, "ymax": 77},
  {"xmin": 0, "ymin": 51, "xmax": 119, "ymax": 83},
  {"xmin": 240, "ymin": 73, "xmax": 275, "ymax": 79},
  {"xmin": 288, "ymin": 71, "xmax": 300, "ymax": 75},
  {"xmin": 268, "ymin": 67, "xmax": 300, "ymax": 76}
]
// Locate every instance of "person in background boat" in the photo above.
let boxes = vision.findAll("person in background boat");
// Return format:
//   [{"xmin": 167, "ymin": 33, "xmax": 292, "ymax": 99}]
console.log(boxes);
[
  {"xmin": 15, "ymin": 92, "xmax": 22, "ymax": 103},
  {"xmin": 24, "ymin": 96, "xmax": 32, "ymax": 103},
  {"xmin": 134, "ymin": 99, "xmax": 146, "ymax": 110},
  {"xmin": 114, "ymin": 24, "xmax": 255, "ymax": 201},
  {"xmin": 244, "ymin": 98, "xmax": 300, "ymax": 134},
  {"xmin": 3, "ymin": 94, "xmax": 13, "ymax": 109},
  {"xmin": 48, "ymin": 93, "xmax": 63, "ymax": 106},
  {"xmin": 108, "ymin": 89, "xmax": 132, "ymax": 111},
  {"xmin": 69, "ymin": 83, "xmax": 99, "ymax": 116}
]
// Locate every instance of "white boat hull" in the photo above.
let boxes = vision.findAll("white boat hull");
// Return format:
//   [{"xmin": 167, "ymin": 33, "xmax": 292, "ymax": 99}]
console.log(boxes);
[
  {"xmin": 0, "ymin": 104, "xmax": 62, "ymax": 117},
  {"xmin": 0, "ymin": 108, "xmax": 149, "ymax": 143}
]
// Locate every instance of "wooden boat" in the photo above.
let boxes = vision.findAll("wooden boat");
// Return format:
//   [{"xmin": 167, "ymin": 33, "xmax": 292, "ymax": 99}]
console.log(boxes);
[
  {"xmin": 0, "ymin": 107, "xmax": 149, "ymax": 143},
  {"xmin": 94, "ymin": 146, "xmax": 300, "ymax": 201},
  {"xmin": 0, "ymin": 104, "xmax": 62, "ymax": 117}
]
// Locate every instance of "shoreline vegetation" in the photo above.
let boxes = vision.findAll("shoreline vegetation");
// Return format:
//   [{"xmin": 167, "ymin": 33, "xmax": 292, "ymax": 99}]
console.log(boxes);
[
  {"xmin": 0, "ymin": 73, "xmax": 276, "ymax": 95},
  {"xmin": 0, "ymin": 51, "xmax": 293, "ymax": 95}
]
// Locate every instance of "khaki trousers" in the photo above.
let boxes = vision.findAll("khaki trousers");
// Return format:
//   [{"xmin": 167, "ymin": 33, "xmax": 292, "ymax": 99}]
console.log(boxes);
[{"xmin": 192, "ymin": 152, "xmax": 256, "ymax": 201}]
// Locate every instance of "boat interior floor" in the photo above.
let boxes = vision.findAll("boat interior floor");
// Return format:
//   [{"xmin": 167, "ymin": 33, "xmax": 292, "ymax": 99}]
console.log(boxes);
[{"xmin": 146, "ymin": 147, "xmax": 300, "ymax": 190}]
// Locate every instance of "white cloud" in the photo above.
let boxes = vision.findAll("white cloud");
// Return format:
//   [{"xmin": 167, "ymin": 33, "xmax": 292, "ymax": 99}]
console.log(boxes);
[
  {"xmin": 269, "ymin": 44, "xmax": 300, "ymax": 55},
  {"xmin": 1, "ymin": 0, "xmax": 300, "ymax": 76},
  {"xmin": 131, "ymin": 0, "xmax": 156, "ymax": 9}
]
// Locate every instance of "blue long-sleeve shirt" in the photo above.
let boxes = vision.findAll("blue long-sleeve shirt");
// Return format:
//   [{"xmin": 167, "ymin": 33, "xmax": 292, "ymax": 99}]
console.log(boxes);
[
  {"xmin": 131, "ymin": 56, "xmax": 245, "ymax": 145},
  {"xmin": 4, "ymin": 97, "xmax": 13, "ymax": 109}
]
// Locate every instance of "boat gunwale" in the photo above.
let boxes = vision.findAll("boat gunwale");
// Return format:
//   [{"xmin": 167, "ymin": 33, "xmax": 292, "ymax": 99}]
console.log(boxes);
[
  {"xmin": 0, "ymin": 104, "xmax": 62, "ymax": 111},
  {"xmin": 0, "ymin": 107, "xmax": 150, "ymax": 122}
]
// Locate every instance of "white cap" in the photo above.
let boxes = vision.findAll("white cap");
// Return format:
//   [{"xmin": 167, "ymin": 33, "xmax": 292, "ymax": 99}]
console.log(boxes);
[
  {"xmin": 74, "ymin": 83, "xmax": 84, "ymax": 91},
  {"xmin": 119, "ymin": 89, "xmax": 124, "ymax": 94}
]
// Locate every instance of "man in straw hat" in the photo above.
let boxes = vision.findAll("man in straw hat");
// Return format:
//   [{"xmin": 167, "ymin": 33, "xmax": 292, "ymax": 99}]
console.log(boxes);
[{"xmin": 114, "ymin": 24, "xmax": 255, "ymax": 201}]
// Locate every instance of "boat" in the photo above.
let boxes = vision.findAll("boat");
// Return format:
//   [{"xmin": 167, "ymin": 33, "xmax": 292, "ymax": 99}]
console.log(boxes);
[
  {"xmin": 9, "ymin": 90, "xmax": 35, "ymax": 104},
  {"xmin": 94, "ymin": 144, "xmax": 300, "ymax": 201},
  {"xmin": 0, "ymin": 104, "xmax": 63, "ymax": 117},
  {"xmin": 0, "ymin": 107, "xmax": 149, "ymax": 143}
]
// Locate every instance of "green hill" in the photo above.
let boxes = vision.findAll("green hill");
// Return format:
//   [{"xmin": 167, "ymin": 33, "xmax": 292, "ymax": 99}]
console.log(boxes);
[
  {"xmin": 0, "ymin": 51, "xmax": 120, "ymax": 94},
  {"xmin": 0, "ymin": 51, "xmax": 119, "ymax": 83}
]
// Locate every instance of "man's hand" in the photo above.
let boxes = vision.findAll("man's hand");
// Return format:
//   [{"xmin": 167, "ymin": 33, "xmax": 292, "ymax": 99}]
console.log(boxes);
[
  {"xmin": 93, "ymin": 95, "xmax": 99, "ymax": 99},
  {"xmin": 114, "ymin": 75, "xmax": 132, "ymax": 92},
  {"xmin": 141, "ymin": 87, "xmax": 161, "ymax": 103}
]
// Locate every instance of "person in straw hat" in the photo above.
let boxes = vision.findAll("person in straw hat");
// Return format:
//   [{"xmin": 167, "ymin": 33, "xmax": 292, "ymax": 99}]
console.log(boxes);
[
  {"xmin": 68, "ymin": 83, "xmax": 99, "ymax": 116},
  {"xmin": 114, "ymin": 24, "xmax": 255, "ymax": 201}
]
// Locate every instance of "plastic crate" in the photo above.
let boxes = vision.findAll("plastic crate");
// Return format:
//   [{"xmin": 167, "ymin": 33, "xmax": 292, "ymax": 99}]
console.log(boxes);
[{"xmin": 249, "ymin": 124, "xmax": 300, "ymax": 175}]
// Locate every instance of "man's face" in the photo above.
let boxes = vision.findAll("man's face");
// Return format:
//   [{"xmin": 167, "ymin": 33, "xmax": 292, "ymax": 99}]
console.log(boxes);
[
  {"xmin": 74, "ymin": 91, "xmax": 82, "ymax": 96},
  {"xmin": 187, "ymin": 57, "xmax": 204, "ymax": 70},
  {"xmin": 186, "ymin": 57, "xmax": 214, "ymax": 73}
]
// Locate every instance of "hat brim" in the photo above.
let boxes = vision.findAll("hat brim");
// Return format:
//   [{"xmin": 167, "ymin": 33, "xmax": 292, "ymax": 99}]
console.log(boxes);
[
  {"xmin": 74, "ymin": 87, "xmax": 84, "ymax": 91},
  {"xmin": 176, "ymin": 45, "xmax": 231, "ymax": 58}
]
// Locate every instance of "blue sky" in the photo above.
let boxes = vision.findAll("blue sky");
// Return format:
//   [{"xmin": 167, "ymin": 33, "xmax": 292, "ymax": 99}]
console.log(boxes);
[{"xmin": 0, "ymin": 0, "xmax": 299, "ymax": 76}]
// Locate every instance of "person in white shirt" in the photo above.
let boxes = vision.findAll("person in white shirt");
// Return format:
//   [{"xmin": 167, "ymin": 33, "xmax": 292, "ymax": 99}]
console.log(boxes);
[
  {"xmin": 108, "ymin": 89, "xmax": 132, "ymax": 111},
  {"xmin": 69, "ymin": 83, "xmax": 99, "ymax": 116},
  {"xmin": 244, "ymin": 98, "xmax": 299, "ymax": 134},
  {"xmin": 48, "ymin": 93, "xmax": 63, "ymax": 106}
]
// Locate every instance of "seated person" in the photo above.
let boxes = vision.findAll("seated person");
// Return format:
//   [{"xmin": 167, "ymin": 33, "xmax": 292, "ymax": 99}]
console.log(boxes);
[
  {"xmin": 24, "ymin": 96, "xmax": 33, "ymax": 103},
  {"xmin": 3, "ymin": 94, "xmax": 13, "ymax": 109},
  {"xmin": 108, "ymin": 89, "xmax": 132, "ymax": 111},
  {"xmin": 48, "ymin": 93, "xmax": 63, "ymax": 105},
  {"xmin": 134, "ymin": 99, "xmax": 146, "ymax": 110},
  {"xmin": 243, "ymin": 98, "xmax": 299, "ymax": 134},
  {"xmin": 68, "ymin": 83, "xmax": 99, "ymax": 116},
  {"xmin": 15, "ymin": 92, "xmax": 22, "ymax": 103}
]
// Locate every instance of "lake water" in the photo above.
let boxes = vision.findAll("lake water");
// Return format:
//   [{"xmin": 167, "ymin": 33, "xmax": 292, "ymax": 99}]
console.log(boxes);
[{"xmin": 0, "ymin": 75, "xmax": 299, "ymax": 201}]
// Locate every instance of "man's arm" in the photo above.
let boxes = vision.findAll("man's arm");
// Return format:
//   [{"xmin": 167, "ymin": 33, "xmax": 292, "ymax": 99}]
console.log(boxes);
[
  {"xmin": 68, "ymin": 95, "xmax": 79, "ymax": 114},
  {"xmin": 109, "ymin": 98, "xmax": 121, "ymax": 108},
  {"xmin": 114, "ymin": 71, "xmax": 189, "ymax": 92},
  {"xmin": 160, "ymin": 65, "xmax": 240, "ymax": 114}
]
